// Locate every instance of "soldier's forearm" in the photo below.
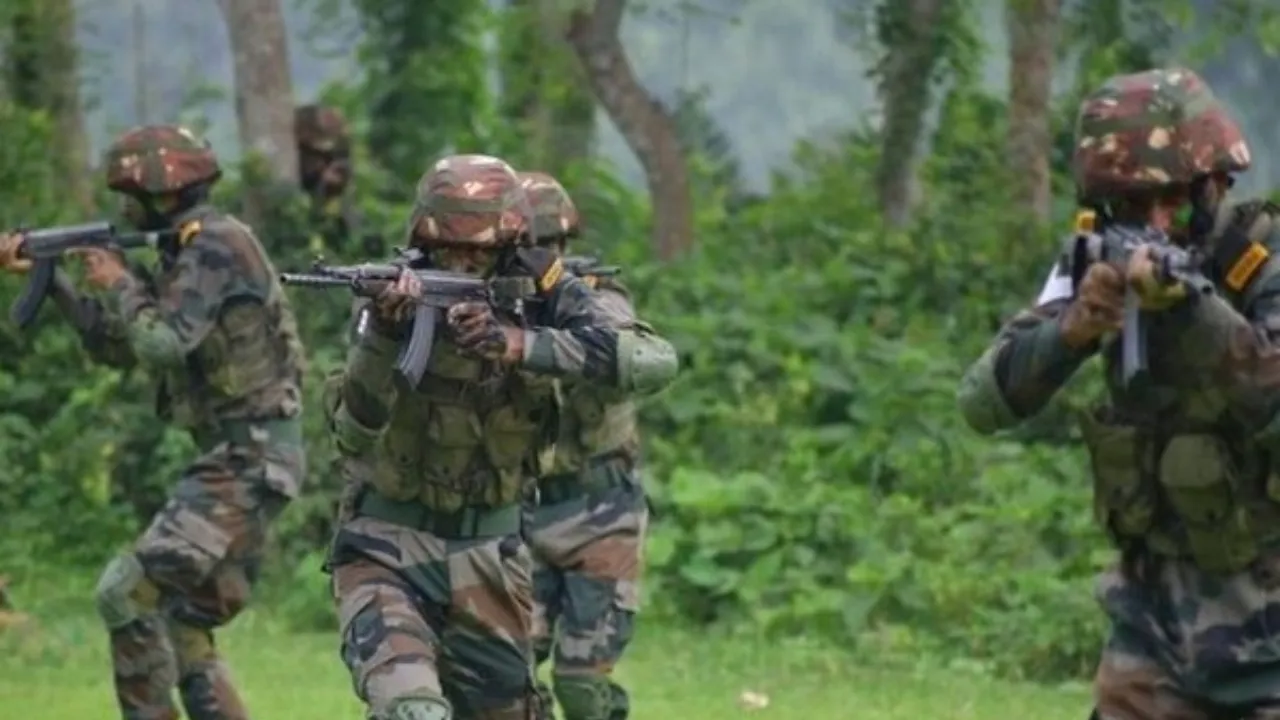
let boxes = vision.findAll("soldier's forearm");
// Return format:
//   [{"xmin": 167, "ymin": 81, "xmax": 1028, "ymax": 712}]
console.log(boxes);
[
  {"xmin": 958, "ymin": 309, "xmax": 1093, "ymax": 434},
  {"xmin": 1189, "ymin": 293, "xmax": 1280, "ymax": 436},
  {"xmin": 521, "ymin": 327, "xmax": 679, "ymax": 396},
  {"xmin": 50, "ymin": 270, "xmax": 137, "ymax": 368}
]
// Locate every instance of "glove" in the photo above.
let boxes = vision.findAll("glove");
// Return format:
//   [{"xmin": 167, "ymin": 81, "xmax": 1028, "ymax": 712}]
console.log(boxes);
[
  {"xmin": 1126, "ymin": 243, "xmax": 1188, "ymax": 311},
  {"xmin": 447, "ymin": 301, "xmax": 523, "ymax": 363},
  {"xmin": 1060, "ymin": 263, "xmax": 1125, "ymax": 348},
  {"xmin": 369, "ymin": 270, "xmax": 421, "ymax": 331}
]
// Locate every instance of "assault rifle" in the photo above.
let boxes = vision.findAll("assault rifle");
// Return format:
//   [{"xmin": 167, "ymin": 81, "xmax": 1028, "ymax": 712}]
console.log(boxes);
[
  {"xmin": 1064, "ymin": 220, "xmax": 1215, "ymax": 390},
  {"xmin": 281, "ymin": 257, "xmax": 538, "ymax": 392},
  {"xmin": 7, "ymin": 221, "xmax": 172, "ymax": 329}
]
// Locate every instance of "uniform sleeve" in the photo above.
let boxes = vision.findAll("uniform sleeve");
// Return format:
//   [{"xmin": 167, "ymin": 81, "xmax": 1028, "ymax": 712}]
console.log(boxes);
[
  {"xmin": 1187, "ymin": 274, "xmax": 1280, "ymax": 437},
  {"xmin": 329, "ymin": 303, "xmax": 401, "ymax": 457},
  {"xmin": 520, "ymin": 276, "xmax": 679, "ymax": 397},
  {"xmin": 108, "ymin": 233, "xmax": 240, "ymax": 369},
  {"xmin": 47, "ymin": 269, "xmax": 136, "ymax": 369},
  {"xmin": 956, "ymin": 264, "xmax": 1098, "ymax": 435}
]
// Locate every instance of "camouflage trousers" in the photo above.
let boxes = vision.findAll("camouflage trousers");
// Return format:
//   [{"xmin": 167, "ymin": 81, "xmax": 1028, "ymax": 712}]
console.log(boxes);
[
  {"xmin": 93, "ymin": 437, "xmax": 301, "ymax": 720},
  {"xmin": 1093, "ymin": 549, "xmax": 1280, "ymax": 720},
  {"xmin": 329, "ymin": 498, "xmax": 540, "ymax": 720},
  {"xmin": 527, "ymin": 475, "xmax": 648, "ymax": 720}
]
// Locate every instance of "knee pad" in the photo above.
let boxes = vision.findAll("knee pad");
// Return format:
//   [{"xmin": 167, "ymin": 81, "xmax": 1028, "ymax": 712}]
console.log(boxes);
[
  {"xmin": 94, "ymin": 554, "xmax": 161, "ymax": 629},
  {"xmin": 552, "ymin": 672, "xmax": 615, "ymax": 720},
  {"xmin": 381, "ymin": 695, "xmax": 452, "ymax": 720}
]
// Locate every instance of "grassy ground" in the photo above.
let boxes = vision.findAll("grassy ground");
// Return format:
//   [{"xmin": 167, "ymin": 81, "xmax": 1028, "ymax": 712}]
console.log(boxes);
[{"xmin": 0, "ymin": 611, "xmax": 1092, "ymax": 719}]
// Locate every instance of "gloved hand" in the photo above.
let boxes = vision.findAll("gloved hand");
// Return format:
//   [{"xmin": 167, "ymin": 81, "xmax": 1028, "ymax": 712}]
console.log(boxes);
[
  {"xmin": 1060, "ymin": 263, "xmax": 1125, "ymax": 348},
  {"xmin": 1126, "ymin": 243, "xmax": 1188, "ymax": 311},
  {"xmin": 369, "ymin": 270, "xmax": 421, "ymax": 328},
  {"xmin": 447, "ymin": 301, "xmax": 523, "ymax": 363}
]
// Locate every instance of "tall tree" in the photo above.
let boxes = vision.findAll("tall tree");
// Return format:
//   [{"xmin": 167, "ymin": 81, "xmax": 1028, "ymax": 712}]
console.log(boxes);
[
  {"xmin": 870, "ymin": 0, "xmax": 949, "ymax": 229},
  {"xmin": 499, "ymin": 0, "xmax": 596, "ymax": 174},
  {"xmin": 353, "ymin": 0, "xmax": 492, "ymax": 192},
  {"xmin": 5, "ymin": 0, "xmax": 93, "ymax": 213},
  {"xmin": 567, "ymin": 0, "xmax": 695, "ymax": 260},
  {"xmin": 217, "ymin": 0, "xmax": 297, "ymax": 185},
  {"xmin": 1006, "ymin": 0, "xmax": 1061, "ymax": 225}
]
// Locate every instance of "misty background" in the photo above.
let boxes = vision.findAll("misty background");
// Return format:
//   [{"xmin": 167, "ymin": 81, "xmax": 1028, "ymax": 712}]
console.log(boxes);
[{"xmin": 75, "ymin": 0, "xmax": 1280, "ymax": 196}]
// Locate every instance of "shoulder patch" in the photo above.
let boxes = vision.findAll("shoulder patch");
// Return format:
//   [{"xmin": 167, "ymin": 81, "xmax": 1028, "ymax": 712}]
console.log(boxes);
[
  {"xmin": 177, "ymin": 219, "xmax": 203, "ymax": 247},
  {"xmin": 538, "ymin": 258, "xmax": 564, "ymax": 293}
]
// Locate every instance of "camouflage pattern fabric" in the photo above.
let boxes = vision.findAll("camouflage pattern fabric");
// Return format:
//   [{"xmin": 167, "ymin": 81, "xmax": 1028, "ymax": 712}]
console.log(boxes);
[
  {"xmin": 518, "ymin": 171, "xmax": 581, "ymax": 240},
  {"xmin": 406, "ymin": 154, "xmax": 529, "ymax": 247},
  {"xmin": 956, "ymin": 199, "xmax": 1280, "ymax": 716},
  {"xmin": 295, "ymin": 104, "xmax": 351, "ymax": 153},
  {"xmin": 327, "ymin": 154, "xmax": 678, "ymax": 720},
  {"xmin": 528, "ymin": 477, "xmax": 647, "ymax": 720},
  {"xmin": 43, "ymin": 188, "xmax": 309, "ymax": 718},
  {"xmin": 104, "ymin": 124, "xmax": 222, "ymax": 195},
  {"xmin": 107, "ymin": 203, "xmax": 306, "ymax": 448},
  {"xmin": 1073, "ymin": 67, "xmax": 1251, "ymax": 201},
  {"xmin": 330, "ymin": 516, "xmax": 535, "ymax": 720},
  {"xmin": 104, "ymin": 432, "xmax": 304, "ymax": 720}
]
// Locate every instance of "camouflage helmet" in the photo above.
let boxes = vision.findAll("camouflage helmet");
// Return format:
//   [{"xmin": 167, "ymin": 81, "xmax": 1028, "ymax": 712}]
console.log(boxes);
[
  {"xmin": 1072, "ymin": 67, "xmax": 1251, "ymax": 202},
  {"xmin": 103, "ymin": 124, "xmax": 221, "ymax": 195},
  {"xmin": 517, "ymin": 171, "xmax": 580, "ymax": 240},
  {"xmin": 295, "ymin": 105, "xmax": 351, "ymax": 153},
  {"xmin": 408, "ymin": 154, "xmax": 528, "ymax": 246}
]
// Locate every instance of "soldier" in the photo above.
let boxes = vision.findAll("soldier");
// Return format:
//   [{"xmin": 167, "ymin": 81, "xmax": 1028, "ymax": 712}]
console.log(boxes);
[
  {"xmin": 294, "ymin": 103, "xmax": 380, "ymax": 257},
  {"xmin": 956, "ymin": 68, "xmax": 1280, "ymax": 719},
  {"xmin": 517, "ymin": 171, "xmax": 649, "ymax": 720},
  {"xmin": 0, "ymin": 125, "xmax": 306, "ymax": 720},
  {"xmin": 325, "ymin": 154, "xmax": 678, "ymax": 720}
]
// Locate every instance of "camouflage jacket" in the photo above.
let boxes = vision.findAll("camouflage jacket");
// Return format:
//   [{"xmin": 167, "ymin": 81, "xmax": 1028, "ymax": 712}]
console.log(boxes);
[
  {"xmin": 329, "ymin": 272, "xmax": 678, "ymax": 513},
  {"xmin": 56, "ymin": 204, "xmax": 306, "ymax": 445},
  {"xmin": 539, "ymin": 275, "xmax": 645, "ymax": 489},
  {"xmin": 957, "ymin": 199, "xmax": 1280, "ymax": 572}
]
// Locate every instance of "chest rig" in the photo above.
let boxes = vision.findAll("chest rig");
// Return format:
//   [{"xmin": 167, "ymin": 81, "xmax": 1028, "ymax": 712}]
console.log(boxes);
[{"xmin": 1082, "ymin": 201, "xmax": 1280, "ymax": 574}]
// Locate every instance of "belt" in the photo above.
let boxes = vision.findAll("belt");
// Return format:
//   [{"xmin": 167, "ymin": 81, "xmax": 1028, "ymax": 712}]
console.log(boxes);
[
  {"xmin": 356, "ymin": 491, "xmax": 521, "ymax": 539},
  {"xmin": 538, "ymin": 451, "xmax": 632, "ymax": 505},
  {"xmin": 196, "ymin": 416, "xmax": 303, "ymax": 452}
]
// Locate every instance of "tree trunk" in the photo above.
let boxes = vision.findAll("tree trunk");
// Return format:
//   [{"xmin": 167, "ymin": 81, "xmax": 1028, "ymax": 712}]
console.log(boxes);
[
  {"xmin": 567, "ymin": 0, "xmax": 694, "ymax": 260},
  {"xmin": 6, "ymin": 0, "xmax": 93, "ymax": 213},
  {"xmin": 873, "ymin": 0, "xmax": 947, "ymax": 229},
  {"xmin": 216, "ymin": 0, "xmax": 297, "ymax": 187},
  {"xmin": 1006, "ymin": 0, "xmax": 1060, "ymax": 225}
]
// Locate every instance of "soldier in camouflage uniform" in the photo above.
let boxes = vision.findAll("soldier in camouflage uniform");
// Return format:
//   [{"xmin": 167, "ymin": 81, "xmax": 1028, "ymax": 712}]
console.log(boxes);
[
  {"xmin": 0, "ymin": 125, "xmax": 306, "ymax": 720},
  {"xmin": 326, "ymin": 154, "xmax": 679, "ymax": 720},
  {"xmin": 516, "ymin": 171, "xmax": 649, "ymax": 720},
  {"xmin": 295, "ymin": 104, "xmax": 380, "ymax": 257},
  {"xmin": 956, "ymin": 68, "xmax": 1280, "ymax": 719}
]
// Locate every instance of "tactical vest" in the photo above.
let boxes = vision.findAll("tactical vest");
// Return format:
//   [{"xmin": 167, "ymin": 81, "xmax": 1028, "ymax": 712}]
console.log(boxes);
[
  {"xmin": 158, "ymin": 209, "xmax": 305, "ymax": 432},
  {"xmin": 369, "ymin": 337, "xmax": 557, "ymax": 513},
  {"xmin": 1084, "ymin": 201, "xmax": 1280, "ymax": 574},
  {"xmin": 546, "ymin": 278, "xmax": 640, "ymax": 475}
]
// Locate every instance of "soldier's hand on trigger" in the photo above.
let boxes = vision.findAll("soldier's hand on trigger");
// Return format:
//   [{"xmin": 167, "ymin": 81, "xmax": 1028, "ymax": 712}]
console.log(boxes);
[
  {"xmin": 1060, "ymin": 262, "xmax": 1125, "ymax": 348},
  {"xmin": 1126, "ymin": 243, "xmax": 1187, "ymax": 311},
  {"xmin": 447, "ymin": 302, "xmax": 523, "ymax": 363},
  {"xmin": 372, "ymin": 269, "xmax": 422, "ymax": 324},
  {"xmin": 0, "ymin": 233, "xmax": 31, "ymax": 273}
]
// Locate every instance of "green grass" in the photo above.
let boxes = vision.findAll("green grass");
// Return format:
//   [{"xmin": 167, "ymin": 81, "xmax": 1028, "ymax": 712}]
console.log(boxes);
[{"xmin": 0, "ymin": 608, "xmax": 1092, "ymax": 719}]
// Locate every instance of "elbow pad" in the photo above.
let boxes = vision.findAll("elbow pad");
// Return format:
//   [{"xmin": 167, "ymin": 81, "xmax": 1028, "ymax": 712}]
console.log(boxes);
[
  {"xmin": 956, "ymin": 346, "xmax": 1018, "ymax": 436},
  {"xmin": 616, "ymin": 330, "xmax": 679, "ymax": 396}
]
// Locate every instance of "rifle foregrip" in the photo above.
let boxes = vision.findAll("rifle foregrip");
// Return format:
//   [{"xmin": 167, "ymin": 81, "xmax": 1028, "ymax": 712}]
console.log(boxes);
[
  {"xmin": 11, "ymin": 258, "xmax": 56, "ymax": 329},
  {"xmin": 393, "ymin": 303, "xmax": 439, "ymax": 393}
]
